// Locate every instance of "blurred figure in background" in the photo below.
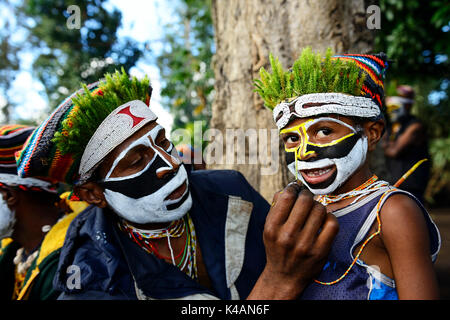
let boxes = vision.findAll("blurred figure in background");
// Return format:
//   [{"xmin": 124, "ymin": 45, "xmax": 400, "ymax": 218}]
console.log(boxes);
[
  {"xmin": 383, "ymin": 85, "xmax": 431, "ymax": 203},
  {"xmin": 176, "ymin": 144, "xmax": 206, "ymax": 171},
  {"xmin": 0, "ymin": 124, "xmax": 88, "ymax": 300},
  {"xmin": 0, "ymin": 125, "xmax": 63, "ymax": 300}
]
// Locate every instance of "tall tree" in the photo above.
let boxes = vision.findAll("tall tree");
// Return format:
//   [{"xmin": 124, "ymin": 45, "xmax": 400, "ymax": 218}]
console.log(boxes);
[
  {"xmin": 19, "ymin": 0, "xmax": 144, "ymax": 109},
  {"xmin": 209, "ymin": 0, "xmax": 376, "ymax": 200}
]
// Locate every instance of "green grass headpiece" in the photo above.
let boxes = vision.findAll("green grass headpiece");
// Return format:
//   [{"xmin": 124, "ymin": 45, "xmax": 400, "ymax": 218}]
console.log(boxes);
[
  {"xmin": 16, "ymin": 68, "xmax": 152, "ymax": 185},
  {"xmin": 253, "ymin": 47, "xmax": 366, "ymax": 109}
]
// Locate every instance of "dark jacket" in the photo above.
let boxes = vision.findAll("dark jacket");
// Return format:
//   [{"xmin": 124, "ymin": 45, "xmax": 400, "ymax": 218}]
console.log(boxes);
[{"xmin": 53, "ymin": 170, "xmax": 270, "ymax": 300}]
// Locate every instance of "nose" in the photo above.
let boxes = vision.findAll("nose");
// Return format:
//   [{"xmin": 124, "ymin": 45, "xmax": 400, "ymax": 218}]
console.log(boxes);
[
  {"xmin": 155, "ymin": 149, "xmax": 181, "ymax": 179},
  {"xmin": 295, "ymin": 135, "xmax": 316, "ymax": 161},
  {"xmin": 297, "ymin": 147, "xmax": 316, "ymax": 161}
]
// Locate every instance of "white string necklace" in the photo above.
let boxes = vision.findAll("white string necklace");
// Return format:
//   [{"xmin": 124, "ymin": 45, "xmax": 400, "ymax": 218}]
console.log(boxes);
[{"xmin": 316, "ymin": 175, "xmax": 390, "ymax": 206}]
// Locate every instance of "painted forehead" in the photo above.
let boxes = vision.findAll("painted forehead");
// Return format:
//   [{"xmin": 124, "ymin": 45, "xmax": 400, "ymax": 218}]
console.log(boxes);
[
  {"xmin": 280, "ymin": 117, "xmax": 356, "ymax": 134},
  {"xmin": 273, "ymin": 93, "xmax": 380, "ymax": 130}
]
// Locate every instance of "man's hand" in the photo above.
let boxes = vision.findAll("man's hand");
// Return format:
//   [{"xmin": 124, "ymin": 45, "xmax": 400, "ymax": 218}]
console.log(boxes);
[{"xmin": 248, "ymin": 182, "xmax": 338, "ymax": 300}]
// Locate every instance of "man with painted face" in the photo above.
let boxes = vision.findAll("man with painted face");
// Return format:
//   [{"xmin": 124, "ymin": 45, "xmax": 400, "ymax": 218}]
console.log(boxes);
[
  {"xmin": 254, "ymin": 48, "xmax": 441, "ymax": 299},
  {"xmin": 17, "ymin": 69, "xmax": 338, "ymax": 300},
  {"xmin": 0, "ymin": 124, "xmax": 81, "ymax": 300}
]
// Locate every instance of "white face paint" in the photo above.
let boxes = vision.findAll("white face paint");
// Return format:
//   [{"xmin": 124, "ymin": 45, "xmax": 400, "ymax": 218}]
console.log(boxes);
[
  {"xmin": 103, "ymin": 167, "xmax": 192, "ymax": 224},
  {"xmin": 0, "ymin": 195, "xmax": 15, "ymax": 239},
  {"xmin": 288, "ymin": 136, "xmax": 368, "ymax": 194},
  {"xmin": 101, "ymin": 124, "xmax": 192, "ymax": 224},
  {"xmin": 283, "ymin": 117, "xmax": 368, "ymax": 195}
]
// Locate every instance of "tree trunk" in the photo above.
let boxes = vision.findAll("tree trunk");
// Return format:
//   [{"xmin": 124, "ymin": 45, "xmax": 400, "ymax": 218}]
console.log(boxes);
[{"xmin": 209, "ymin": 0, "xmax": 376, "ymax": 201}]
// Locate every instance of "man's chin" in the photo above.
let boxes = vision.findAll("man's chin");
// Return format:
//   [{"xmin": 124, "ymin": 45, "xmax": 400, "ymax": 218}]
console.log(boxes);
[{"xmin": 104, "ymin": 187, "xmax": 192, "ymax": 226}]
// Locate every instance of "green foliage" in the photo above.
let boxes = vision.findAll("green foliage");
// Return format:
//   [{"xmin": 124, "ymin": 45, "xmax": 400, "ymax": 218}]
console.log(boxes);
[
  {"xmin": 253, "ymin": 47, "xmax": 365, "ymax": 109},
  {"xmin": 376, "ymin": 0, "xmax": 450, "ymax": 203},
  {"xmin": 156, "ymin": 0, "xmax": 214, "ymax": 135},
  {"xmin": 52, "ymin": 69, "xmax": 150, "ymax": 157},
  {"xmin": 407, "ymin": 78, "xmax": 450, "ymax": 203},
  {"xmin": 19, "ymin": 0, "xmax": 144, "ymax": 109},
  {"xmin": 376, "ymin": 0, "xmax": 449, "ymax": 79},
  {"xmin": 0, "ymin": 2, "xmax": 21, "ymax": 122}
]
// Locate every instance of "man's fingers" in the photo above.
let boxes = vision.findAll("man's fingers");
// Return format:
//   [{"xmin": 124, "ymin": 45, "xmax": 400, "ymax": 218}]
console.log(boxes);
[
  {"xmin": 313, "ymin": 213, "xmax": 339, "ymax": 257},
  {"xmin": 266, "ymin": 182, "xmax": 302, "ymax": 227},
  {"xmin": 284, "ymin": 188, "xmax": 315, "ymax": 233},
  {"xmin": 295, "ymin": 201, "xmax": 327, "ymax": 248}
]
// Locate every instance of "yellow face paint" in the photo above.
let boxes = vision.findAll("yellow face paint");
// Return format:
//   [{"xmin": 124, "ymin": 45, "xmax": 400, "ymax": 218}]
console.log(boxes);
[
  {"xmin": 280, "ymin": 117, "xmax": 358, "ymax": 180},
  {"xmin": 280, "ymin": 118, "xmax": 356, "ymax": 154}
]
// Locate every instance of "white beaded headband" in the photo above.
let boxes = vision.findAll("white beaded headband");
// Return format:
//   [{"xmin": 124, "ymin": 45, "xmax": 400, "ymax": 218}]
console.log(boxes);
[
  {"xmin": 78, "ymin": 100, "xmax": 158, "ymax": 184},
  {"xmin": 0, "ymin": 173, "xmax": 56, "ymax": 193},
  {"xmin": 273, "ymin": 93, "xmax": 381, "ymax": 129}
]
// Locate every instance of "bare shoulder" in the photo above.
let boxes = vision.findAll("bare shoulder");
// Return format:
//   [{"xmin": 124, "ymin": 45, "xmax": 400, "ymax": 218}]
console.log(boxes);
[
  {"xmin": 377, "ymin": 192, "xmax": 440, "ymax": 299},
  {"xmin": 379, "ymin": 192, "xmax": 429, "ymax": 244}
]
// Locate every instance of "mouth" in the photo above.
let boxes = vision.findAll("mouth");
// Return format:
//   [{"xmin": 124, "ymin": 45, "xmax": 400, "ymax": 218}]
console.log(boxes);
[
  {"xmin": 300, "ymin": 165, "xmax": 336, "ymax": 185},
  {"xmin": 165, "ymin": 180, "xmax": 188, "ymax": 201},
  {"xmin": 165, "ymin": 180, "xmax": 190, "ymax": 211}
]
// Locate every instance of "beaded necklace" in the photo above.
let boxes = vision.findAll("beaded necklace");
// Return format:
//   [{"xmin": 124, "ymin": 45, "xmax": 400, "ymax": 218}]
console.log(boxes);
[
  {"xmin": 316, "ymin": 175, "xmax": 389, "ymax": 206},
  {"xmin": 119, "ymin": 213, "xmax": 198, "ymax": 279},
  {"xmin": 12, "ymin": 248, "xmax": 39, "ymax": 299}
]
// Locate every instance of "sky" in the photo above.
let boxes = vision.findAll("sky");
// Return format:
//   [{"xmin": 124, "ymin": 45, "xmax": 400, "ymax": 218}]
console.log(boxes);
[
  {"xmin": 106, "ymin": 0, "xmax": 177, "ymax": 132},
  {"xmin": 4, "ymin": 0, "xmax": 176, "ymax": 133}
]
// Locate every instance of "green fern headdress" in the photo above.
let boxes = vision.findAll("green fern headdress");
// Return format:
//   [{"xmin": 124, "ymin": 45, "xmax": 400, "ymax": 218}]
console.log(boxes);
[
  {"xmin": 254, "ymin": 47, "xmax": 388, "ymax": 129},
  {"xmin": 16, "ymin": 68, "xmax": 156, "ymax": 185}
]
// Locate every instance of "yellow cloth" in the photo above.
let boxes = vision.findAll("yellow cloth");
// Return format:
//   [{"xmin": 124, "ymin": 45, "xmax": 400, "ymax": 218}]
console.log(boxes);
[
  {"xmin": 59, "ymin": 191, "xmax": 89, "ymax": 214},
  {"xmin": 16, "ymin": 193, "xmax": 89, "ymax": 300},
  {"xmin": 0, "ymin": 238, "xmax": 13, "ymax": 256}
]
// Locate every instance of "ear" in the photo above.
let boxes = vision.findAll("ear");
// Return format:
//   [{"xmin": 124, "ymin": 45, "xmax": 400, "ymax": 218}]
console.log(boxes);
[
  {"xmin": 364, "ymin": 120, "xmax": 385, "ymax": 152},
  {"xmin": 74, "ymin": 182, "xmax": 108, "ymax": 208},
  {"xmin": 0, "ymin": 186, "xmax": 19, "ymax": 207}
]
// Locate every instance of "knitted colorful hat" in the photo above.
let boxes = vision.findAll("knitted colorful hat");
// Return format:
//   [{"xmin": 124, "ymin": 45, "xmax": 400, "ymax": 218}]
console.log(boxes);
[
  {"xmin": 0, "ymin": 125, "xmax": 34, "ymax": 174},
  {"xmin": 254, "ymin": 47, "xmax": 388, "ymax": 129},
  {"xmin": 0, "ymin": 124, "xmax": 56, "ymax": 193},
  {"xmin": 16, "ymin": 69, "xmax": 155, "ymax": 185}
]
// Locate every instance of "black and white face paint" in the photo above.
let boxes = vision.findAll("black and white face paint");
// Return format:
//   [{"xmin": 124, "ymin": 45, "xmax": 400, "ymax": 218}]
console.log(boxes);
[
  {"xmin": 281, "ymin": 117, "xmax": 368, "ymax": 195},
  {"xmin": 0, "ymin": 195, "xmax": 15, "ymax": 239},
  {"xmin": 100, "ymin": 124, "xmax": 192, "ymax": 224}
]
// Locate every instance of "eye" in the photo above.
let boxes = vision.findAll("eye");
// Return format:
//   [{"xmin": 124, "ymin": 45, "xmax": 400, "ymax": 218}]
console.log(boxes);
[
  {"xmin": 283, "ymin": 134, "xmax": 300, "ymax": 144},
  {"xmin": 316, "ymin": 127, "xmax": 333, "ymax": 138},
  {"xmin": 158, "ymin": 138, "xmax": 171, "ymax": 151},
  {"xmin": 129, "ymin": 155, "xmax": 144, "ymax": 167}
]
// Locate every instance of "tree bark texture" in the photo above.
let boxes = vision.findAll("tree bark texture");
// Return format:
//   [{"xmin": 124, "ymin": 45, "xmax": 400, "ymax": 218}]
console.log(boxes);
[{"xmin": 209, "ymin": 0, "xmax": 377, "ymax": 201}]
